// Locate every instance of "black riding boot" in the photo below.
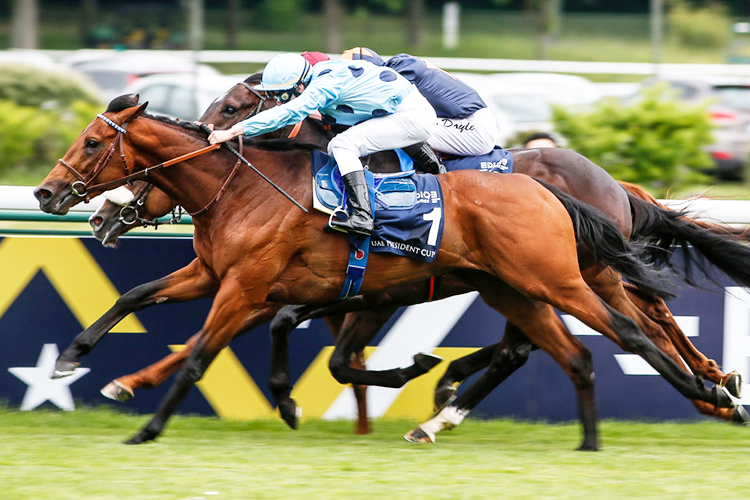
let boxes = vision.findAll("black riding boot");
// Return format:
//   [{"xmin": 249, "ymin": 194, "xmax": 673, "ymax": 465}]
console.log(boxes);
[
  {"xmin": 328, "ymin": 170, "xmax": 374, "ymax": 236},
  {"xmin": 403, "ymin": 142, "xmax": 446, "ymax": 174}
]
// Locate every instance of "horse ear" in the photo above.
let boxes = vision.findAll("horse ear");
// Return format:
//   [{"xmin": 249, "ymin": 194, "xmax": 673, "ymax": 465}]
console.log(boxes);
[{"xmin": 119, "ymin": 101, "xmax": 149, "ymax": 124}]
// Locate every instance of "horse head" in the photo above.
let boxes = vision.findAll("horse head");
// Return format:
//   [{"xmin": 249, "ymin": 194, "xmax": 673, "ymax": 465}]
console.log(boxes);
[
  {"xmin": 199, "ymin": 73, "xmax": 275, "ymax": 131},
  {"xmin": 90, "ymin": 181, "xmax": 178, "ymax": 247},
  {"xmin": 34, "ymin": 94, "xmax": 148, "ymax": 215}
]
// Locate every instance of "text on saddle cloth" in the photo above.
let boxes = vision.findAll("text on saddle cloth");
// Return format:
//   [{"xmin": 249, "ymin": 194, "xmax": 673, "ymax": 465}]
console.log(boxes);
[{"xmin": 311, "ymin": 150, "xmax": 445, "ymax": 264}]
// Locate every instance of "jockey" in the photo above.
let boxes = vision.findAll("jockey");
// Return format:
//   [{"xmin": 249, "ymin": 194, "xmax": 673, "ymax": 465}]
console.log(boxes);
[
  {"xmin": 208, "ymin": 52, "xmax": 437, "ymax": 237},
  {"xmin": 341, "ymin": 47, "xmax": 498, "ymax": 171}
]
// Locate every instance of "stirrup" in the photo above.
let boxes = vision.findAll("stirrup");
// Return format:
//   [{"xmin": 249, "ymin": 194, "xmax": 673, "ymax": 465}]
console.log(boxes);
[{"xmin": 326, "ymin": 208, "xmax": 350, "ymax": 233}]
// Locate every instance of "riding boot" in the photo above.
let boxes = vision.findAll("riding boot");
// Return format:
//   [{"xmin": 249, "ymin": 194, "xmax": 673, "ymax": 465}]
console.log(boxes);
[
  {"xmin": 403, "ymin": 142, "xmax": 446, "ymax": 174},
  {"xmin": 328, "ymin": 170, "xmax": 374, "ymax": 236}
]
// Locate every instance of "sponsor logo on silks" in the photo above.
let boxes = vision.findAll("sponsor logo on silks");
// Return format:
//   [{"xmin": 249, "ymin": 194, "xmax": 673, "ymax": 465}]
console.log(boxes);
[
  {"xmin": 355, "ymin": 248, "xmax": 365, "ymax": 260},
  {"xmin": 480, "ymin": 159, "xmax": 509, "ymax": 172},
  {"xmin": 417, "ymin": 190, "xmax": 441, "ymax": 204}
]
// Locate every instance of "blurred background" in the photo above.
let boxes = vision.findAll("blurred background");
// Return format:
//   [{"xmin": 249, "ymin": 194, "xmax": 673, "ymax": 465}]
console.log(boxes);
[{"xmin": 2, "ymin": 0, "xmax": 750, "ymax": 198}]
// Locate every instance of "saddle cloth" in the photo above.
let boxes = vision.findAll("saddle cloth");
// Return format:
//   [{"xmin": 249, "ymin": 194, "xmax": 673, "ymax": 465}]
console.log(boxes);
[
  {"xmin": 443, "ymin": 145, "xmax": 514, "ymax": 173},
  {"xmin": 311, "ymin": 150, "xmax": 444, "ymax": 263}
]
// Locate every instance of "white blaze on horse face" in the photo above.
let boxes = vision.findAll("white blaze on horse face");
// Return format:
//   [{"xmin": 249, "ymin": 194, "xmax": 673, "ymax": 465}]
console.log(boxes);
[
  {"xmin": 103, "ymin": 186, "xmax": 136, "ymax": 207},
  {"xmin": 211, "ymin": 90, "xmax": 231, "ymax": 106}
]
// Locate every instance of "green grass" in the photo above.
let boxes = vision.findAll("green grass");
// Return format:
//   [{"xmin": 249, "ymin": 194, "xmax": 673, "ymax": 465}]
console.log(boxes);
[{"xmin": 1, "ymin": 407, "xmax": 749, "ymax": 499}]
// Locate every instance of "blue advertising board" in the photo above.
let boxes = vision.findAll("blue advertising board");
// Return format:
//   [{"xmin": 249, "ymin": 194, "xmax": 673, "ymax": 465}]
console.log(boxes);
[{"xmin": 0, "ymin": 236, "xmax": 746, "ymax": 423}]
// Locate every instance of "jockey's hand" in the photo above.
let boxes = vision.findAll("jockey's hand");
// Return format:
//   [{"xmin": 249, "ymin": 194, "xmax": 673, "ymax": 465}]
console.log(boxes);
[{"xmin": 208, "ymin": 124, "xmax": 242, "ymax": 145}]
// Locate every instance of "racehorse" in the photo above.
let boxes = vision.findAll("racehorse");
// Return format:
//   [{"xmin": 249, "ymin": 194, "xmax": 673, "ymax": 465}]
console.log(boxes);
[
  {"xmin": 34, "ymin": 95, "xmax": 733, "ymax": 450},
  {"xmin": 69, "ymin": 78, "xmax": 746, "ymax": 431},
  {"xmin": 87, "ymin": 179, "xmax": 372, "ymax": 435}
]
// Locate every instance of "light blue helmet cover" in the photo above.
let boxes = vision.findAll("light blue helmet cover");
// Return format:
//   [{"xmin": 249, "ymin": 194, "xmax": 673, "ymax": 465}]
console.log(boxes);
[{"xmin": 255, "ymin": 53, "xmax": 313, "ymax": 92}]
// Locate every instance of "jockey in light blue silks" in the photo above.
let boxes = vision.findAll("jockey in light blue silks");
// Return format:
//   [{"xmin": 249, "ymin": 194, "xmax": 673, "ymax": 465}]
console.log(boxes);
[
  {"xmin": 341, "ymin": 47, "xmax": 498, "ymax": 173},
  {"xmin": 208, "ymin": 52, "xmax": 437, "ymax": 237}
]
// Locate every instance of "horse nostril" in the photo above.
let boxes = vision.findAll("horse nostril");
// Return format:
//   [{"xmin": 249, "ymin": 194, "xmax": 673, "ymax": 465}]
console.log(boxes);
[
  {"xmin": 33, "ymin": 187, "xmax": 51, "ymax": 202},
  {"xmin": 89, "ymin": 216, "xmax": 103, "ymax": 230}
]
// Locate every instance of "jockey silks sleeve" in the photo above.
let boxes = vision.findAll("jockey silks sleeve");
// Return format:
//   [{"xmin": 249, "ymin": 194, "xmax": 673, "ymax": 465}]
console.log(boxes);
[{"xmin": 238, "ymin": 59, "xmax": 416, "ymax": 137}]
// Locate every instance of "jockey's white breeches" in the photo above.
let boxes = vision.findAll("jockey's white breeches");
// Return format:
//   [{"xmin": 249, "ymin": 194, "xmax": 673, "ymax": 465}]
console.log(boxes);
[
  {"xmin": 427, "ymin": 106, "xmax": 498, "ymax": 157},
  {"xmin": 327, "ymin": 89, "xmax": 437, "ymax": 176}
]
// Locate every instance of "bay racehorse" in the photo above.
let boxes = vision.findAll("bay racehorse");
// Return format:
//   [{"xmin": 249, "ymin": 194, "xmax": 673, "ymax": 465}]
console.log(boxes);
[
  {"xmin": 34, "ymin": 95, "xmax": 735, "ymax": 449},
  {"xmin": 199, "ymin": 79, "xmax": 748, "ymax": 424},
  {"xmin": 70, "ymin": 79, "xmax": 747, "ymax": 431}
]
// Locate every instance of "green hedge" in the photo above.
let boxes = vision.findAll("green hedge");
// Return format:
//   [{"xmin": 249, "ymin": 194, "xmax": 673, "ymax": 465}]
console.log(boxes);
[
  {"xmin": 552, "ymin": 85, "xmax": 715, "ymax": 196},
  {"xmin": 0, "ymin": 64, "xmax": 103, "ymax": 183}
]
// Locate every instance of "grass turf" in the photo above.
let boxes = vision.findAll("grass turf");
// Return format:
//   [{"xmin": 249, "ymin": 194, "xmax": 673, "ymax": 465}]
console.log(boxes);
[{"xmin": 0, "ymin": 406, "xmax": 748, "ymax": 499}]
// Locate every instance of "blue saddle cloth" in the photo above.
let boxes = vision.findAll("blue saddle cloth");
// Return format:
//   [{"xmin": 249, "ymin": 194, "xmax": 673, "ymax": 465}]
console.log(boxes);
[
  {"xmin": 443, "ymin": 145, "xmax": 514, "ymax": 173},
  {"xmin": 311, "ymin": 150, "xmax": 444, "ymax": 263}
]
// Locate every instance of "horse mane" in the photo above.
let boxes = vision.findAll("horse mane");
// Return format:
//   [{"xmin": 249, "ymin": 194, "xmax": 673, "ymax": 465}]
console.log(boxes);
[
  {"xmin": 245, "ymin": 72, "xmax": 262, "ymax": 85},
  {"xmin": 106, "ymin": 94, "xmax": 140, "ymax": 113}
]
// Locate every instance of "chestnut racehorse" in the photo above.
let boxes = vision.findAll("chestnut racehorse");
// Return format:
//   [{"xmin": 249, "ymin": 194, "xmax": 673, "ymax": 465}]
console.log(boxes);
[{"xmin": 34, "ymin": 95, "xmax": 734, "ymax": 449}]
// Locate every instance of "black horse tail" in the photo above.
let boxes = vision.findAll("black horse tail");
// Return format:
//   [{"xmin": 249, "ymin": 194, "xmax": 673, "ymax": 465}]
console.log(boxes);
[
  {"xmin": 533, "ymin": 178, "xmax": 677, "ymax": 300},
  {"xmin": 627, "ymin": 190, "xmax": 750, "ymax": 288}
]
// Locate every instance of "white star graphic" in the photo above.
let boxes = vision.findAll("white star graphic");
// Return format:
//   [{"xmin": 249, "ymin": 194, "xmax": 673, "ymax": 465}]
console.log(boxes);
[{"xmin": 8, "ymin": 343, "xmax": 90, "ymax": 411}]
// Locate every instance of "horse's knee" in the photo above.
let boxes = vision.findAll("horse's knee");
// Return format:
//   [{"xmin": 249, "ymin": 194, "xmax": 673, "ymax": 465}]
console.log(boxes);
[
  {"xmin": 116, "ymin": 282, "xmax": 160, "ymax": 310},
  {"xmin": 610, "ymin": 313, "xmax": 651, "ymax": 353},
  {"xmin": 269, "ymin": 305, "xmax": 301, "ymax": 337},
  {"xmin": 181, "ymin": 358, "xmax": 207, "ymax": 384},
  {"xmin": 329, "ymin": 352, "xmax": 349, "ymax": 384}
]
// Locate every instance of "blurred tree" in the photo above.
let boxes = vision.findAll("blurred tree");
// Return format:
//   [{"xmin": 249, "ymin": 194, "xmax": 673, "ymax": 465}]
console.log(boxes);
[
  {"xmin": 553, "ymin": 86, "xmax": 714, "ymax": 196},
  {"xmin": 227, "ymin": 0, "xmax": 239, "ymax": 49},
  {"xmin": 79, "ymin": 0, "xmax": 97, "ymax": 45},
  {"xmin": 324, "ymin": 0, "xmax": 341, "ymax": 53},
  {"xmin": 10, "ymin": 0, "xmax": 38, "ymax": 49},
  {"xmin": 408, "ymin": 0, "xmax": 423, "ymax": 50}
]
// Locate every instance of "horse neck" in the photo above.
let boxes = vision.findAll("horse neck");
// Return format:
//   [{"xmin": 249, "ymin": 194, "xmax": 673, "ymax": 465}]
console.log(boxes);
[{"xmin": 126, "ymin": 118, "xmax": 311, "ymax": 225}]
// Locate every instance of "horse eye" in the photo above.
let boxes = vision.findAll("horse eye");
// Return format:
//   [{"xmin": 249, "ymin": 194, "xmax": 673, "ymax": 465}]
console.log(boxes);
[
  {"xmin": 224, "ymin": 105, "xmax": 237, "ymax": 115},
  {"xmin": 85, "ymin": 138, "xmax": 100, "ymax": 149}
]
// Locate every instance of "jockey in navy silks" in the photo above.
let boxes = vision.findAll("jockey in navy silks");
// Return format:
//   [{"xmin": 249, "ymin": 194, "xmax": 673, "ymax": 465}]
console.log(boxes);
[
  {"xmin": 341, "ymin": 47, "xmax": 498, "ymax": 173},
  {"xmin": 208, "ymin": 52, "xmax": 437, "ymax": 237}
]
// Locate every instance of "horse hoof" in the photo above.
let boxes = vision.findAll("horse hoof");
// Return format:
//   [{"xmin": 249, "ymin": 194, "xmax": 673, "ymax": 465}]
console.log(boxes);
[
  {"xmin": 404, "ymin": 426, "xmax": 435, "ymax": 443},
  {"xmin": 52, "ymin": 360, "xmax": 80, "ymax": 378},
  {"xmin": 577, "ymin": 442, "xmax": 599, "ymax": 452},
  {"xmin": 278, "ymin": 399, "xmax": 300, "ymax": 430},
  {"xmin": 722, "ymin": 371, "xmax": 743, "ymax": 399},
  {"xmin": 434, "ymin": 384, "xmax": 457, "ymax": 412},
  {"xmin": 100, "ymin": 380, "xmax": 134, "ymax": 402},
  {"xmin": 414, "ymin": 353, "xmax": 442, "ymax": 373},
  {"xmin": 732, "ymin": 405, "xmax": 750, "ymax": 424},
  {"xmin": 124, "ymin": 430, "xmax": 156, "ymax": 445},
  {"xmin": 714, "ymin": 385, "xmax": 738, "ymax": 408}
]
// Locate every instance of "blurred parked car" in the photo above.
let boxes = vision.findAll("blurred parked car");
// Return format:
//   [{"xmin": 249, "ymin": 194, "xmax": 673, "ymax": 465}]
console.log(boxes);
[
  {"xmin": 455, "ymin": 72, "xmax": 604, "ymax": 146},
  {"xmin": 121, "ymin": 73, "xmax": 245, "ymax": 121},
  {"xmin": 63, "ymin": 52, "xmax": 221, "ymax": 102},
  {"xmin": 633, "ymin": 76, "xmax": 750, "ymax": 181}
]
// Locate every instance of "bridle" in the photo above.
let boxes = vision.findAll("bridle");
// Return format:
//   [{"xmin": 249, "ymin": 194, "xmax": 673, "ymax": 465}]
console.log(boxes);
[
  {"xmin": 56, "ymin": 112, "xmax": 226, "ymax": 216},
  {"xmin": 60, "ymin": 93, "xmax": 309, "ymax": 219},
  {"xmin": 235, "ymin": 81, "xmax": 303, "ymax": 139},
  {"xmin": 117, "ymin": 182, "xmax": 184, "ymax": 227}
]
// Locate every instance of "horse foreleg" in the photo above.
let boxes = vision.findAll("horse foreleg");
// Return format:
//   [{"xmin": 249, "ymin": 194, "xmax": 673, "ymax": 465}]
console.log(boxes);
[
  {"xmin": 125, "ymin": 290, "xmax": 276, "ymax": 445},
  {"xmin": 55, "ymin": 259, "xmax": 217, "ymax": 377},
  {"xmin": 101, "ymin": 333, "xmax": 202, "ymax": 401}
]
